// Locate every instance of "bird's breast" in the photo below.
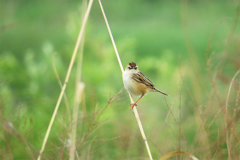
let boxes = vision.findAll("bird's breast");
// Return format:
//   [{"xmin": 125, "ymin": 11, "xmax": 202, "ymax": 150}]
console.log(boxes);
[{"xmin": 122, "ymin": 71, "xmax": 148, "ymax": 97}]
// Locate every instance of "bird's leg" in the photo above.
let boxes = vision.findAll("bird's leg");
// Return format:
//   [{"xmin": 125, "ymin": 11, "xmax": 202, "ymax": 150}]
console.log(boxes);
[{"xmin": 130, "ymin": 94, "xmax": 144, "ymax": 109}]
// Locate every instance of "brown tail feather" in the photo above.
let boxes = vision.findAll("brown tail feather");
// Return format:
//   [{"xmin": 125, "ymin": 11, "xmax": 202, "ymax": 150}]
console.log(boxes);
[{"xmin": 153, "ymin": 88, "xmax": 168, "ymax": 96}]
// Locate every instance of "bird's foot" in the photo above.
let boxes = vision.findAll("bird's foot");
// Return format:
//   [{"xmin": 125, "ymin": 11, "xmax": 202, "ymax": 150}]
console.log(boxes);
[{"xmin": 130, "ymin": 103, "xmax": 137, "ymax": 109}]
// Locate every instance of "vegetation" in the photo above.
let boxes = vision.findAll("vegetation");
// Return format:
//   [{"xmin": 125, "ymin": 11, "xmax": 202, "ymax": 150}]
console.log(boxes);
[{"xmin": 1, "ymin": 0, "xmax": 240, "ymax": 159}]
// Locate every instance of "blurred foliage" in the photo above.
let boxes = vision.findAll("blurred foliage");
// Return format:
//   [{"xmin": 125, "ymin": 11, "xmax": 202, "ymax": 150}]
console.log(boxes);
[{"xmin": 0, "ymin": 0, "xmax": 240, "ymax": 159}]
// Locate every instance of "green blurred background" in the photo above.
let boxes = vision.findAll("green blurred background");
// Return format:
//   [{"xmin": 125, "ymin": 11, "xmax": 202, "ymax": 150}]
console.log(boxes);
[{"xmin": 1, "ymin": 0, "xmax": 240, "ymax": 159}]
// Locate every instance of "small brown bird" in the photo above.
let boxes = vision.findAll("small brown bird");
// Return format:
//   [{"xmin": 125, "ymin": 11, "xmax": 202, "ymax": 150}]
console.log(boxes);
[{"xmin": 122, "ymin": 62, "xmax": 167, "ymax": 108}]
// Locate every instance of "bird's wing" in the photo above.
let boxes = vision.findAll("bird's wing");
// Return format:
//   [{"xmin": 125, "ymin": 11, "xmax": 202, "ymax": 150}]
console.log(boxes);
[{"xmin": 132, "ymin": 72, "xmax": 154, "ymax": 87}]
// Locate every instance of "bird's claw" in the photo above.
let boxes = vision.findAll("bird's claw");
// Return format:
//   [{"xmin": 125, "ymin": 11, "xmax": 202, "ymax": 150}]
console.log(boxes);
[{"xmin": 130, "ymin": 103, "xmax": 137, "ymax": 109}]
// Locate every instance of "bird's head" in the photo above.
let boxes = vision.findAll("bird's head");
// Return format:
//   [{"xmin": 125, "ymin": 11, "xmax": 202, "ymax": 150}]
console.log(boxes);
[{"xmin": 125, "ymin": 62, "xmax": 139, "ymax": 72}]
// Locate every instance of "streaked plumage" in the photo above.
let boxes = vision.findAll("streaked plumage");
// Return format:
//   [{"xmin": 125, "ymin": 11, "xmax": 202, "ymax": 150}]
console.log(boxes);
[{"xmin": 122, "ymin": 62, "xmax": 167, "ymax": 108}]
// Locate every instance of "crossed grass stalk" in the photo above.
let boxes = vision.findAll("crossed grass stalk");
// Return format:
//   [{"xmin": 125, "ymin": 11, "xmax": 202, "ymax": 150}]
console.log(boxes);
[
  {"xmin": 37, "ymin": 0, "xmax": 151, "ymax": 159},
  {"xmin": 37, "ymin": 0, "xmax": 156, "ymax": 159},
  {"xmin": 35, "ymin": 0, "xmax": 215, "ymax": 159}
]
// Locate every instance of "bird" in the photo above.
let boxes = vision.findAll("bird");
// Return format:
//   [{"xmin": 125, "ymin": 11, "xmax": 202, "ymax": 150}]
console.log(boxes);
[{"xmin": 122, "ymin": 62, "xmax": 168, "ymax": 108}]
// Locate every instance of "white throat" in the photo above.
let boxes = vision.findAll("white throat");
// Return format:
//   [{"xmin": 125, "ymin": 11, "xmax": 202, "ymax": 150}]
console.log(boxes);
[{"xmin": 122, "ymin": 69, "xmax": 142, "ymax": 97}]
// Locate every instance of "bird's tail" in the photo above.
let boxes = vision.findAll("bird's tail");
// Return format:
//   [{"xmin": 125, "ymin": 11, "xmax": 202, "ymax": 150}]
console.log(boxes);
[{"xmin": 153, "ymin": 88, "xmax": 168, "ymax": 96}]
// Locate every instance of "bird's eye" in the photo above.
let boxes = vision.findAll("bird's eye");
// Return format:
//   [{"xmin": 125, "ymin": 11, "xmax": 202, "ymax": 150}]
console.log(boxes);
[
  {"xmin": 128, "ymin": 67, "xmax": 131, "ymax": 69},
  {"xmin": 134, "ymin": 67, "xmax": 137, "ymax": 70}
]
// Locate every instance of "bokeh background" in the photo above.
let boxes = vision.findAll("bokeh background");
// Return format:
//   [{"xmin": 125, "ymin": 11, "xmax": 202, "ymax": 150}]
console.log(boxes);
[{"xmin": 1, "ymin": 0, "xmax": 240, "ymax": 159}]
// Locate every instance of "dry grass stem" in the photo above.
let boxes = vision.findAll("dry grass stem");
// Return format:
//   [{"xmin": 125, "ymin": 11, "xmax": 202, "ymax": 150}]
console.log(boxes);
[
  {"xmin": 76, "ymin": 91, "xmax": 122, "ymax": 150},
  {"xmin": 234, "ymin": 82, "xmax": 240, "ymax": 118},
  {"xmin": 164, "ymin": 95, "xmax": 178, "ymax": 123},
  {"xmin": 37, "ymin": 0, "xmax": 93, "ymax": 159},
  {"xmin": 98, "ymin": 0, "xmax": 153, "ymax": 159},
  {"xmin": 69, "ymin": 82, "xmax": 85, "ymax": 160},
  {"xmin": 177, "ymin": 63, "xmax": 188, "ymax": 152},
  {"xmin": 160, "ymin": 151, "xmax": 199, "ymax": 160},
  {"xmin": 52, "ymin": 53, "xmax": 72, "ymax": 126},
  {"xmin": 69, "ymin": 0, "xmax": 87, "ymax": 159},
  {"xmin": 98, "ymin": 0, "xmax": 124, "ymax": 73},
  {"xmin": 206, "ymin": 18, "xmax": 228, "ymax": 59},
  {"xmin": 225, "ymin": 69, "xmax": 240, "ymax": 160}
]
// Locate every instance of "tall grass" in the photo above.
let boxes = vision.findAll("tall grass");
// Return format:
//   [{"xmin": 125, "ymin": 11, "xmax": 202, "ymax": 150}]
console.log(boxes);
[{"xmin": 37, "ymin": 0, "xmax": 93, "ymax": 159}]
